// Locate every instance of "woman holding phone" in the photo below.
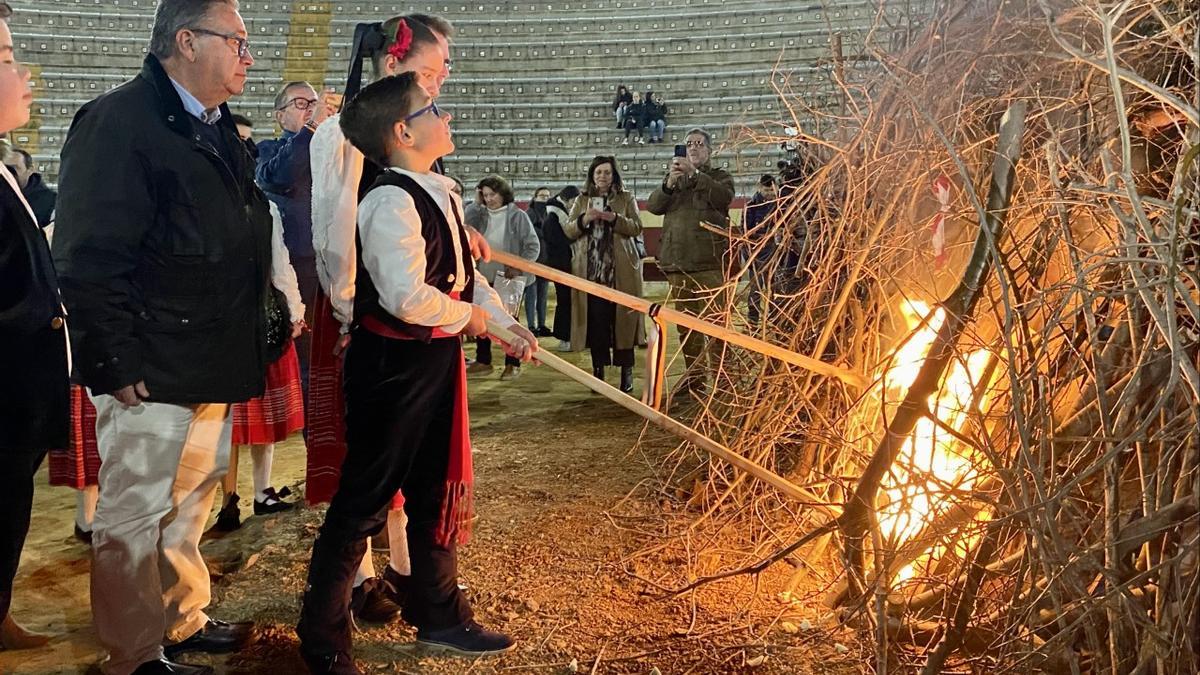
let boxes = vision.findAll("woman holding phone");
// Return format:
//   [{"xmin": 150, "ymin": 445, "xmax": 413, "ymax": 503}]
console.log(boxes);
[{"xmin": 563, "ymin": 157, "xmax": 645, "ymax": 393}]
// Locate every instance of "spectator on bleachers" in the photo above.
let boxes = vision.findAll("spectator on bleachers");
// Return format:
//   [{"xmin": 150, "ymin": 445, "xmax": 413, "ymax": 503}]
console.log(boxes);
[
  {"xmin": 231, "ymin": 112, "xmax": 256, "ymax": 159},
  {"xmin": 564, "ymin": 157, "xmax": 645, "ymax": 394},
  {"xmin": 612, "ymin": 84, "xmax": 633, "ymax": 130},
  {"xmin": 6, "ymin": 148, "xmax": 55, "ymax": 228},
  {"xmin": 647, "ymin": 128, "xmax": 735, "ymax": 396},
  {"xmin": 52, "ymin": 0, "xmax": 263, "ymax": 671},
  {"xmin": 622, "ymin": 91, "xmax": 646, "ymax": 145},
  {"xmin": 464, "ymin": 175, "xmax": 540, "ymax": 381},
  {"xmin": 742, "ymin": 174, "xmax": 778, "ymax": 326},
  {"xmin": 0, "ymin": 0, "xmax": 64, "ymax": 652},
  {"xmin": 523, "ymin": 187, "xmax": 552, "ymax": 336},
  {"xmin": 541, "ymin": 185, "xmax": 580, "ymax": 350},
  {"xmin": 256, "ymin": 80, "xmax": 334, "ymax": 410},
  {"xmin": 643, "ymin": 92, "xmax": 667, "ymax": 144}
]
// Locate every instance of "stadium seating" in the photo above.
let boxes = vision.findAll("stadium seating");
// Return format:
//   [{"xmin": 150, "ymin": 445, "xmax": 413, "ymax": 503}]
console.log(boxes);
[{"xmin": 11, "ymin": 0, "xmax": 929, "ymax": 197}]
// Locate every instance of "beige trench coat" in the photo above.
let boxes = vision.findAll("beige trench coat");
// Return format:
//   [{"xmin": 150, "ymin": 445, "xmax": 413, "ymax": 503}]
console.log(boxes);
[{"xmin": 563, "ymin": 189, "xmax": 646, "ymax": 352}]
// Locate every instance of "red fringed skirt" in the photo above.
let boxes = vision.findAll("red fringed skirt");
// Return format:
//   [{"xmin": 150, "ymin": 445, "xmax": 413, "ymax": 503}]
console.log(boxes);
[
  {"xmin": 305, "ymin": 290, "xmax": 404, "ymax": 509},
  {"xmin": 48, "ymin": 385, "xmax": 101, "ymax": 489},
  {"xmin": 231, "ymin": 341, "xmax": 305, "ymax": 445}
]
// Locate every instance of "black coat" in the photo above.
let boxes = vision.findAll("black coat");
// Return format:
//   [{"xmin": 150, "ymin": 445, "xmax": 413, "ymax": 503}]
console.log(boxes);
[
  {"xmin": 20, "ymin": 173, "xmax": 57, "ymax": 229},
  {"xmin": 52, "ymin": 55, "xmax": 273, "ymax": 404},
  {"xmin": 541, "ymin": 196, "xmax": 574, "ymax": 272},
  {"xmin": 0, "ymin": 174, "xmax": 69, "ymax": 452}
]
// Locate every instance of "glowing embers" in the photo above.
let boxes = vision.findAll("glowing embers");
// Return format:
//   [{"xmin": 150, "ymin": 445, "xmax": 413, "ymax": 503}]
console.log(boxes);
[{"xmin": 875, "ymin": 300, "xmax": 993, "ymax": 583}]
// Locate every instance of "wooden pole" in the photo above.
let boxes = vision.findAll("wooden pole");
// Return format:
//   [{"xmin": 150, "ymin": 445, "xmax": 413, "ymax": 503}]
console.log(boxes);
[
  {"xmin": 488, "ymin": 250, "xmax": 869, "ymax": 390},
  {"xmin": 488, "ymin": 321, "xmax": 838, "ymax": 516}
]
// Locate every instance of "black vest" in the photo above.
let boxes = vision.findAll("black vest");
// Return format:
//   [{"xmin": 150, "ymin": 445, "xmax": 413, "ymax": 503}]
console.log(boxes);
[{"xmin": 353, "ymin": 170, "xmax": 475, "ymax": 341}]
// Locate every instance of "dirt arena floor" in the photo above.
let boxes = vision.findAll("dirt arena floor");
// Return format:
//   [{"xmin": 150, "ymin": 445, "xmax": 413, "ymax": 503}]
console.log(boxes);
[{"xmin": 2, "ymin": 290, "xmax": 861, "ymax": 675}]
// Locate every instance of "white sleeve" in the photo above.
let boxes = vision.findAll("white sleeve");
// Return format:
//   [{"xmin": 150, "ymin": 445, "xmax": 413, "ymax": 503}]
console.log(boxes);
[
  {"xmin": 269, "ymin": 201, "xmax": 305, "ymax": 320},
  {"xmin": 310, "ymin": 115, "xmax": 362, "ymax": 329},
  {"xmin": 358, "ymin": 186, "xmax": 474, "ymax": 331}
]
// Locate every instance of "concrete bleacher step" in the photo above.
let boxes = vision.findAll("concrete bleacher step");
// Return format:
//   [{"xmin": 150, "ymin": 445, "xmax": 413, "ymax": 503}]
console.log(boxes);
[{"xmin": 14, "ymin": 0, "xmax": 935, "ymax": 192}]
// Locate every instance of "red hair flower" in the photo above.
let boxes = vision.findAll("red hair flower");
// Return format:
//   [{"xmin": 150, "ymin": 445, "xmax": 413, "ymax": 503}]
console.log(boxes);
[{"xmin": 387, "ymin": 19, "xmax": 413, "ymax": 61}]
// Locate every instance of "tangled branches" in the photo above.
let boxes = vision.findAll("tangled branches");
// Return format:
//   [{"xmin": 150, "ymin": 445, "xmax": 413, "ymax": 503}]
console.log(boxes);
[{"xmin": 650, "ymin": 1, "xmax": 1199, "ymax": 672}]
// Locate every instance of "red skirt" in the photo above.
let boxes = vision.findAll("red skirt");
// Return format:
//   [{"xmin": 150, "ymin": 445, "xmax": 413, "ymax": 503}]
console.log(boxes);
[
  {"xmin": 305, "ymin": 290, "xmax": 403, "ymax": 509},
  {"xmin": 48, "ymin": 385, "xmax": 101, "ymax": 489},
  {"xmin": 231, "ymin": 341, "xmax": 305, "ymax": 445}
]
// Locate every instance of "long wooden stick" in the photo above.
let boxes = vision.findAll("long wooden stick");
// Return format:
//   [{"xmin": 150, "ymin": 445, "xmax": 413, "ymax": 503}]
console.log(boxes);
[
  {"xmin": 489, "ymin": 250, "xmax": 869, "ymax": 390},
  {"xmin": 487, "ymin": 321, "xmax": 838, "ymax": 516}
]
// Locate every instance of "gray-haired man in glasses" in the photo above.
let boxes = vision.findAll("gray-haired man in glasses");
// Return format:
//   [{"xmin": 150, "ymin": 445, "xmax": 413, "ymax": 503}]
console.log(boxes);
[
  {"xmin": 52, "ymin": 0, "xmax": 266, "ymax": 672},
  {"xmin": 254, "ymin": 81, "xmax": 337, "ymax": 417}
]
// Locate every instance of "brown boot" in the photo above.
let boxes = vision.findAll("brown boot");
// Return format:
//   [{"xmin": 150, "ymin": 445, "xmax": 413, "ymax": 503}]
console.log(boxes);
[{"xmin": 1, "ymin": 613, "xmax": 52, "ymax": 650}]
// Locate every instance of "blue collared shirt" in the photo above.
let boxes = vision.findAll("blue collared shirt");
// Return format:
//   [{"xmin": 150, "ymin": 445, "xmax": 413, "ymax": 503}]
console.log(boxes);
[{"xmin": 169, "ymin": 77, "xmax": 222, "ymax": 125}]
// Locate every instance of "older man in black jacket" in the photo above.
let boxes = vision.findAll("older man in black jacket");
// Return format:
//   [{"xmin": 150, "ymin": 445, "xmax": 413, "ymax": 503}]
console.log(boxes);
[{"xmin": 52, "ymin": 1, "xmax": 268, "ymax": 674}]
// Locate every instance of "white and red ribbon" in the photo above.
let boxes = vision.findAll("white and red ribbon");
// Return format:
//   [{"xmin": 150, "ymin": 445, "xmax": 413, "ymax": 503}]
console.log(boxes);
[{"xmin": 928, "ymin": 174, "xmax": 953, "ymax": 268}]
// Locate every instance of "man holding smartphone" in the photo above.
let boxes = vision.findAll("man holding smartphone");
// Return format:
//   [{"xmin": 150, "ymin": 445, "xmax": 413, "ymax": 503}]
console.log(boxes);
[{"xmin": 646, "ymin": 128, "xmax": 735, "ymax": 396}]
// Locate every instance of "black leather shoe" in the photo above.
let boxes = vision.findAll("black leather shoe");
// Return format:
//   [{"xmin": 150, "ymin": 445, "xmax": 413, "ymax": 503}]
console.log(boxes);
[
  {"xmin": 592, "ymin": 366, "xmax": 605, "ymax": 380},
  {"xmin": 212, "ymin": 493, "xmax": 241, "ymax": 532},
  {"xmin": 416, "ymin": 619, "xmax": 516, "ymax": 657},
  {"xmin": 300, "ymin": 648, "xmax": 362, "ymax": 675},
  {"xmin": 74, "ymin": 524, "xmax": 93, "ymax": 545},
  {"xmin": 131, "ymin": 658, "xmax": 214, "ymax": 675},
  {"xmin": 253, "ymin": 487, "xmax": 295, "ymax": 515},
  {"xmin": 163, "ymin": 619, "xmax": 256, "ymax": 659},
  {"xmin": 380, "ymin": 565, "xmax": 411, "ymax": 609},
  {"xmin": 349, "ymin": 577, "xmax": 402, "ymax": 625}
]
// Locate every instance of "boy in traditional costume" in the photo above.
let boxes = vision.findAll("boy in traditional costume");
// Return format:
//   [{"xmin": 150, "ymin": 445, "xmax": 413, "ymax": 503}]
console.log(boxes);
[{"xmin": 296, "ymin": 72, "xmax": 535, "ymax": 674}]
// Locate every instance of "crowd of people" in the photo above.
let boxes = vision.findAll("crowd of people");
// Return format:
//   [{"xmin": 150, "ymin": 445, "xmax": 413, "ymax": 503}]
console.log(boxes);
[{"xmin": 1, "ymin": 2, "xmax": 749, "ymax": 674}]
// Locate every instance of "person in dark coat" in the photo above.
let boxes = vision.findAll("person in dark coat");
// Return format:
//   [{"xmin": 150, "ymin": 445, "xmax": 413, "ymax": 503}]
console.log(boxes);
[
  {"xmin": 6, "ymin": 147, "xmax": 56, "ymax": 228},
  {"xmin": 51, "ymin": 1, "xmax": 269, "ymax": 672},
  {"xmin": 0, "ymin": 1, "xmax": 66, "ymax": 650},
  {"xmin": 255, "ymin": 80, "xmax": 335, "ymax": 408},
  {"xmin": 523, "ymin": 186, "xmax": 552, "ymax": 335},
  {"xmin": 541, "ymin": 184, "xmax": 580, "ymax": 349},
  {"xmin": 742, "ymin": 174, "xmax": 779, "ymax": 325}
]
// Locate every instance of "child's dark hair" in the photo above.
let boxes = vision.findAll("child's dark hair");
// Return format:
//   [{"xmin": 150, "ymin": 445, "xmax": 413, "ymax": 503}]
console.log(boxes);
[{"xmin": 339, "ymin": 71, "xmax": 424, "ymax": 166}]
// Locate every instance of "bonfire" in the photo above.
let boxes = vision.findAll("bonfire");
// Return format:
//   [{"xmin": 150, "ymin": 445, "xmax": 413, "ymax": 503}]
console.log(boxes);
[{"xmin": 645, "ymin": 1, "xmax": 1200, "ymax": 672}]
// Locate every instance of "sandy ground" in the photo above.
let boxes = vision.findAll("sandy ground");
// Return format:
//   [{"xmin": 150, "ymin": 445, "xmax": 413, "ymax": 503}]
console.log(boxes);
[{"xmin": 2, "ymin": 288, "xmax": 861, "ymax": 675}]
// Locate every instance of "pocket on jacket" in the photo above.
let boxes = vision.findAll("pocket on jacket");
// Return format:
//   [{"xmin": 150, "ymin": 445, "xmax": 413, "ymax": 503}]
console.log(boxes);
[{"xmin": 165, "ymin": 200, "xmax": 208, "ymax": 256}]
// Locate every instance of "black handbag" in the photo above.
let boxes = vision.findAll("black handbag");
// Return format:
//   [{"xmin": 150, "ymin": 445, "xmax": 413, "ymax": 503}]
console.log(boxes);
[{"xmin": 264, "ymin": 286, "xmax": 291, "ymax": 363}]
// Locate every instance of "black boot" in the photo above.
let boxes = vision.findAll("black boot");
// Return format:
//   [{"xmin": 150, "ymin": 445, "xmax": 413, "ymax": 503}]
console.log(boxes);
[
  {"xmin": 212, "ymin": 493, "xmax": 241, "ymax": 532},
  {"xmin": 620, "ymin": 366, "xmax": 634, "ymax": 394},
  {"xmin": 592, "ymin": 366, "xmax": 605, "ymax": 380}
]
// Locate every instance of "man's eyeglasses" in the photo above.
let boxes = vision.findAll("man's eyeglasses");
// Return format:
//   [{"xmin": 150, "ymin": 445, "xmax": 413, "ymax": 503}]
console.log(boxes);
[
  {"xmin": 684, "ymin": 141, "xmax": 707, "ymax": 149},
  {"xmin": 277, "ymin": 97, "xmax": 318, "ymax": 112},
  {"xmin": 404, "ymin": 101, "xmax": 443, "ymax": 123},
  {"xmin": 190, "ymin": 28, "xmax": 251, "ymax": 59}
]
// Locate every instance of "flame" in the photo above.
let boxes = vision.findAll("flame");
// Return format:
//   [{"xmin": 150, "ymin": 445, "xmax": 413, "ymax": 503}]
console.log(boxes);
[{"xmin": 874, "ymin": 300, "xmax": 991, "ymax": 583}]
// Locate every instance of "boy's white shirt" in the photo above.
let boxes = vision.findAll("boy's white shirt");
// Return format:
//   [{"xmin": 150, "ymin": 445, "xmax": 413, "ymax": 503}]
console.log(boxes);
[
  {"xmin": 309, "ymin": 114, "xmax": 360, "ymax": 329},
  {"xmin": 356, "ymin": 167, "xmax": 515, "ymax": 334}
]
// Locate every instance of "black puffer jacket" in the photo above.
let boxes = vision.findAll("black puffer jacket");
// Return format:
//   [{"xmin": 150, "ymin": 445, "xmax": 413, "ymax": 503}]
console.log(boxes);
[{"xmin": 52, "ymin": 55, "xmax": 272, "ymax": 404}]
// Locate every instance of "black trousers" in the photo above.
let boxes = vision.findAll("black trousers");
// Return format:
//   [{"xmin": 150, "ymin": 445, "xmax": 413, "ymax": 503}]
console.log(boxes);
[
  {"xmin": 297, "ymin": 331, "xmax": 471, "ymax": 655},
  {"xmin": 475, "ymin": 337, "xmax": 519, "ymax": 367},
  {"xmin": 0, "ymin": 450, "xmax": 46, "ymax": 621},
  {"xmin": 552, "ymin": 280, "xmax": 573, "ymax": 342},
  {"xmin": 587, "ymin": 296, "xmax": 634, "ymax": 368}
]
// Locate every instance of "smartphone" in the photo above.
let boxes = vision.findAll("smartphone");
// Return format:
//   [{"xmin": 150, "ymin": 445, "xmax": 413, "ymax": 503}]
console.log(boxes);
[
  {"xmin": 673, "ymin": 144, "xmax": 687, "ymax": 158},
  {"xmin": 589, "ymin": 196, "xmax": 606, "ymax": 212},
  {"xmin": 322, "ymin": 89, "xmax": 344, "ymax": 112}
]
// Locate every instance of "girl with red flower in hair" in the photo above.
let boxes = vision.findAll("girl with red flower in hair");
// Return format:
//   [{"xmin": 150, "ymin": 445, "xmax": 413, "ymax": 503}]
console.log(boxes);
[{"xmin": 306, "ymin": 13, "xmax": 497, "ymax": 630}]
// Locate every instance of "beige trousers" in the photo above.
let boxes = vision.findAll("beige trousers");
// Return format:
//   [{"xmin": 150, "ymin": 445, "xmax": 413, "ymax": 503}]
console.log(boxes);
[
  {"xmin": 666, "ymin": 270, "xmax": 730, "ymax": 375},
  {"xmin": 90, "ymin": 395, "xmax": 232, "ymax": 675}
]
